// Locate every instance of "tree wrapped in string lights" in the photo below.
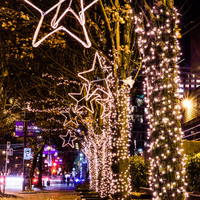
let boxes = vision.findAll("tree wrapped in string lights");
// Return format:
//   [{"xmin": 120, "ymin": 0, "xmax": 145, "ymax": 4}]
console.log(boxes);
[
  {"xmin": 135, "ymin": 3, "xmax": 187, "ymax": 200},
  {"xmin": 13, "ymin": 0, "xmax": 187, "ymax": 199}
]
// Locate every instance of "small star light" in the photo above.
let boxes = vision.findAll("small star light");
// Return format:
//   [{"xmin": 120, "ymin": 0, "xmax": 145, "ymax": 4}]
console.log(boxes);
[
  {"xmin": 78, "ymin": 51, "xmax": 112, "ymax": 100},
  {"xmin": 68, "ymin": 84, "xmax": 98, "ymax": 113},
  {"xmin": 59, "ymin": 130, "xmax": 77, "ymax": 148},
  {"xmin": 122, "ymin": 76, "xmax": 135, "ymax": 88},
  {"xmin": 95, "ymin": 98, "xmax": 111, "ymax": 119},
  {"xmin": 60, "ymin": 105, "xmax": 79, "ymax": 127},
  {"xmin": 23, "ymin": 0, "xmax": 99, "ymax": 48}
]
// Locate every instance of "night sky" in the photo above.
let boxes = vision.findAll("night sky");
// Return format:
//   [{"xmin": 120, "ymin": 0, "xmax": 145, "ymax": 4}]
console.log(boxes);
[{"xmin": 174, "ymin": 0, "xmax": 200, "ymax": 67}]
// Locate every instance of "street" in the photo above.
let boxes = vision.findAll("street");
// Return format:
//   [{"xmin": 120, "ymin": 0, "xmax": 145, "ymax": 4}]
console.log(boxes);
[{"xmin": 1, "ymin": 176, "xmax": 80, "ymax": 199}]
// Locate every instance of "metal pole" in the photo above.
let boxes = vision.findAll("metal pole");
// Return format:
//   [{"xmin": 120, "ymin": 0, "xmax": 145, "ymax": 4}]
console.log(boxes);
[
  {"xmin": 22, "ymin": 100, "xmax": 27, "ymax": 191},
  {"xmin": 22, "ymin": 120, "xmax": 27, "ymax": 191},
  {"xmin": 3, "ymin": 149, "xmax": 8, "ymax": 193}
]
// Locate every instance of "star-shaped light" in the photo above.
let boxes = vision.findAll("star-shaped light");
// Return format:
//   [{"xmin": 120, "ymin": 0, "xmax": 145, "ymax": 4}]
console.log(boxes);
[
  {"xmin": 51, "ymin": 0, "xmax": 98, "ymax": 28},
  {"xmin": 122, "ymin": 76, "xmax": 135, "ymax": 88},
  {"xmin": 24, "ymin": 0, "xmax": 98, "ymax": 48},
  {"xmin": 68, "ymin": 84, "xmax": 98, "ymax": 113},
  {"xmin": 60, "ymin": 105, "xmax": 79, "ymax": 127},
  {"xmin": 59, "ymin": 130, "xmax": 76, "ymax": 148},
  {"xmin": 78, "ymin": 51, "xmax": 112, "ymax": 100},
  {"xmin": 95, "ymin": 98, "xmax": 111, "ymax": 119}
]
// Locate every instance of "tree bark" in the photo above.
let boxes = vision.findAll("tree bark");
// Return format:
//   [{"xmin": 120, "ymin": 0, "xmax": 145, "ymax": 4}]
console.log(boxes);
[
  {"xmin": 37, "ymin": 148, "xmax": 44, "ymax": 188},
  {"xmin": 26, "ymin": 141, "xmax": 46, "ymax": 190}
]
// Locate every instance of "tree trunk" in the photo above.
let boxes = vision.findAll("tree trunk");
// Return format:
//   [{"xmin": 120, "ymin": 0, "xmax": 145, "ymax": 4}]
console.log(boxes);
[
  {"xmin": 135, "ymin": 3, "xmax": 186, "ymax": 199},
  {"xmin": 37, "ymin": 151, "xmax": 43, "ymax": 188},
  {"xmin": 99, "ymin": 127, "xmax": 113, "ymax": 198},
  {"xmin": 110, "ymin": 85, "xmax": 131, "ymax": 200},
  {"xmin": 27, "ymin": 142, "xmax": 46, "ymax": 190},
  {"xmin": 27, "ymin": 150, "xmax": 38, "ymax": 190},
  {"xmin": 88, "ymin": 145, "xmax": 97, "ymax": 191}
]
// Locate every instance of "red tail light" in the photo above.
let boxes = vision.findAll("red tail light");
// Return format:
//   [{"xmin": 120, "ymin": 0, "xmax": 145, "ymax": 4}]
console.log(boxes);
[{"xmin": 33, "ymin": 178, "xmax": 37, "ymax": 183}]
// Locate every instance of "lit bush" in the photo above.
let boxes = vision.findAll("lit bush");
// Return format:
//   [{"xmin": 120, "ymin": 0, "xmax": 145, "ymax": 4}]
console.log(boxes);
[
  {"xmin": 129, "ymin": 155, "xmax": 149, "ymax": 192},
  {"xmin": 186, "ymin": 154, "xmax": 200, "ymax": 194}
]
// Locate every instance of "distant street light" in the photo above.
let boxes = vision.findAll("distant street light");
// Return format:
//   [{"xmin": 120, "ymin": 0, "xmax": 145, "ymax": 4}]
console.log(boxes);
[
  {"xmin": 182, "ymin": 99, "xmax": 192, "ymax": 109},
  {"xmin": 181, "ymin": 95, "xmax": 197, "ymax": 123}
]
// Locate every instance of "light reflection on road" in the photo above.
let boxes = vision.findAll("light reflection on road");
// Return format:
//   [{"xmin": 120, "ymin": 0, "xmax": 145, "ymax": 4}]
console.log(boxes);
[{"xmin": 3, "ymin": 176, "xmax": 74, "ymax": 193}]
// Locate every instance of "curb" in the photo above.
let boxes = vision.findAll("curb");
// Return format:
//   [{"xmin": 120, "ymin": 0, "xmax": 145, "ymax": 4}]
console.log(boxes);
[{"xmin": 19, "ymin": 190, "xmax": 37, "ymax": 194}]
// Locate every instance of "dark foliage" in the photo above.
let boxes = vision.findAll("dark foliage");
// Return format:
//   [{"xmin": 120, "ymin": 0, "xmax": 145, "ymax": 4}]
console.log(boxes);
[
  {"xmin": 186, "ymin": 154, "xmax": 200, "ymax": 194},
  {"xmin": 129, "ymin": 155, "xmax": 149, "ymax": 192}
]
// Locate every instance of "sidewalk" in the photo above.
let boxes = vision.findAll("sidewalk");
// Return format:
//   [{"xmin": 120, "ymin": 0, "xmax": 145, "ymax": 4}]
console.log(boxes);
[
  {"xmin": 4, "ymin": 191, "xmax": 81, "ymax": 200},
  {"xmin": 4, "ymin": 184, "xmax": 80, "ymax": 200}
]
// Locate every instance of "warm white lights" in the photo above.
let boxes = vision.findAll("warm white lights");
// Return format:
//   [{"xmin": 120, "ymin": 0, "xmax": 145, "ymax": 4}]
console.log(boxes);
[
  {"xmin": 135, "ymin": 5, "xmax": 186, "ymax": 200},
  {"xmin": 60, "ymin": 105, "xmax": 79, "ymax": 127},
  {"xmin": 68, "ymin": 84, "xmax": 97, "ymax": 114},
  {"xmin": 182, "ymin": 99, "xmax": 192, "ymax": 109},
  {"xmin": 122, "ymin": 76, "xmax": 135, "ymax": 88},
  {"xmin": 20, "ymin": 0, "xmax": 187, "ymax": 199},
  {"xmin": 78, "ymin": 51, "xmax": 112, "ymax": 100},
  {"xmin": 24, "ymin": 0, "xmax": 99, "ymax": 48},
  {"xmin": 59, "ymin": 129, "xmax": 77, "ymax": 148}
]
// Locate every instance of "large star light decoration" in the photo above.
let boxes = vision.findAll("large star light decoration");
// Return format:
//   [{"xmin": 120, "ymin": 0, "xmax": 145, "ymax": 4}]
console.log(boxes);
[
  {"xmin": 68, "ymin": 84, "xmax": 98, "ymax": 113},
  {"xmin": 78, "ymin": 51, "xmax": 112, "ymax": 101},
  {"xmin": 60, "ymin": 105, "xmax": 79, "ymax": 127},
  {"xmin": 59, "ymin": 130, "xmax": 76, "ymax": 148},
  {"xmin": 23, "ymin": 0, "xmax": 99, "ymax": 48}
]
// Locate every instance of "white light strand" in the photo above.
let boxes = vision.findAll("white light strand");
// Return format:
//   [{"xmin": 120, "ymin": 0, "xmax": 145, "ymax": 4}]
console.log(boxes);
[
  {"xmin": 78, "ymin": 51, "xmax": 112, "ymax": 101},
  {"xmin": 135, "ymin": 5, "xmax": 186, "ymax": 200},
  {"xmin": 59, "ymin": 129, "xmax": 77, "ymax": 148},
  {"xmin": 24, "ymin": 0, "xmax": 98, "ymax": 48}
]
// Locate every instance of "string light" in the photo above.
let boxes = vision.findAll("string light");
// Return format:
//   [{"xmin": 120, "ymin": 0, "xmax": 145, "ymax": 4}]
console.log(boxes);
[
  {"xmin": 59, "ymin": 129, "xmax": 77, "ymax": 148},
  {"xmin": 122, "ymin": 76, "xmax": 135, "ymax": 88},
  {"xmin": 21, "ymin": 1, "xmax": 187, "ymax": 199},
  {"xmin": 78, "ymin": 51, "xmax": 112, "ymax": 101},
  {"xmin": 135, "ymin": 5, "xmax": 186, "ymax": 200},
  {"xmin": 60, "ymin": 105, "xmax": 79, "ymax": 127},
  {"xmin": 68, "ymin": 83, "xmax": 98, "ymax": 114},
  {"xmin": 23, "ymin": 0, "xmax": 99, "ymax": 48}
]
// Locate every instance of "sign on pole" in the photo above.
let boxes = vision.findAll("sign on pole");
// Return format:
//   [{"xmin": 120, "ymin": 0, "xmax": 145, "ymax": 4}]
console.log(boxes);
[
  {"xmin": 9, "ymin": 149, "xmax": 13, "ymax": 156},
  {"xmin": 24, "ymin": 148, "xmax": 31, "ymax": 160},
  {"xmin": 6, "ymin": 148, "xmax": 13, "ymax": 156},
  {"xmin": 7, "ymin": 141, "xmax": 11, "ymax": 150},
  {"xmin": 27, "ymin": 122, "xmax": 36, "ymax": 137},
  {"xmin": 15, "ymin": 121, "xmax": 24, "ymax": 137}
]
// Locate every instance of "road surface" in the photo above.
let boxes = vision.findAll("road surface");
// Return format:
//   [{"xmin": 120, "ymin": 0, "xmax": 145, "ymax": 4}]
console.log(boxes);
[{"xmin": 1, "ymin": 176, "xmax": 81, "ymax": 199}]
